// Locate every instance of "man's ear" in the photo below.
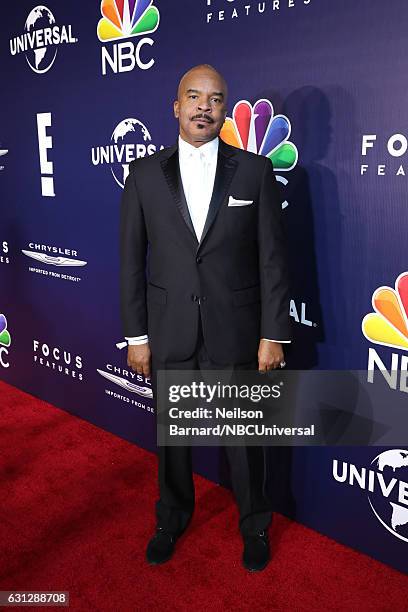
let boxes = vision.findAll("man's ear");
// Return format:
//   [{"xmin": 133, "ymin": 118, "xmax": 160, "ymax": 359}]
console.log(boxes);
[{"xmin": 174, "ymin": 100, "xmax": 179, "ymax": 118}]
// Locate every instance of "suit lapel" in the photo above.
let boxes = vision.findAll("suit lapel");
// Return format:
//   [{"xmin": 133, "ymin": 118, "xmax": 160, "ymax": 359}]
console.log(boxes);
[
  {"xmin": 198, "ymin": 139, "xmax": 238, "ymax": 250},
  {"xmin": 160, "ymin": 145, "xmax": 198, "ymax": 243},
  {"xmin": 160, "ymin": 139, "xmax": 239, "ymax": 249}
]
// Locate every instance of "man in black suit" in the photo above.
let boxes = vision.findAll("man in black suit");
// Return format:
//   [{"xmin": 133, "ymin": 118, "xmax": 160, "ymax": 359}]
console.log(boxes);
[{"xmin": 120, "ymin": 64, "xmax": 291, "ymax": 571}]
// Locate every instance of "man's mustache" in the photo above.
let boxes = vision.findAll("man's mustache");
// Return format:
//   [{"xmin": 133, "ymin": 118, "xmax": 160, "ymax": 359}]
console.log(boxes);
[{"xmin": 191, "ymin": 114, "xmax": 214, "ymax": 123}]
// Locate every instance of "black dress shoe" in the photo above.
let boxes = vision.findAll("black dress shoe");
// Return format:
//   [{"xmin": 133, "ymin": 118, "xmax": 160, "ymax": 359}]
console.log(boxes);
[
  {"xmin": 146, "ymin": 527, "xmax": 178, "ymax": 565},
  {"xmin": 242, "ymin": 530, "xmax": 270, "ymax": 572}
]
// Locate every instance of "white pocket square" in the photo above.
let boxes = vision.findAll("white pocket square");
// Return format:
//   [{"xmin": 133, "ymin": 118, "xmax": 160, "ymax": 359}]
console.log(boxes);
[{"xmin": 228, "ymin": 196, "xmax": 253, "ymax": 207}]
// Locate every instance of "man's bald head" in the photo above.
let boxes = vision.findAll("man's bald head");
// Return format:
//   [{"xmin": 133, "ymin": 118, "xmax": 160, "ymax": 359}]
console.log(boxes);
[
  {"xmin": 177, "ymin": 64, "xmax": 228, "ymax": 101},
  {"xmin": 174, "ymin": 64, "xmax": 228, "ymax": 147}
]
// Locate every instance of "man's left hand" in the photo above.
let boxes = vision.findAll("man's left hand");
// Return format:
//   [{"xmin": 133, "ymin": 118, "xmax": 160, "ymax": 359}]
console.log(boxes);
[{"xmin": 258, "ymin": 340, "xmax": 284, "ymax": 372}]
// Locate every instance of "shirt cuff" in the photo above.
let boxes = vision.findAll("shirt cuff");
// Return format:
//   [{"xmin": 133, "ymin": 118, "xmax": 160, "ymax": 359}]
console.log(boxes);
[
  {"xmin": 125, "ymin": 335, "xmax": 149, "ymax": 345},
  {"xmin": 126, "ymin": 336, "xmax": 290, "ymax": 345}
]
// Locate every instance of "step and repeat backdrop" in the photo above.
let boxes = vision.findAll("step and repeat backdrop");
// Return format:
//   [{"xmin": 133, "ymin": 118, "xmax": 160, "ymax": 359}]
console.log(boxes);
[{"xmin": 1, "ymin": 0, "xmax": 408, "ymax": 573}]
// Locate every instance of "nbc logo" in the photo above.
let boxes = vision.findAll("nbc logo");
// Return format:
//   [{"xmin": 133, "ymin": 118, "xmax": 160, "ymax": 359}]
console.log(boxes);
[
  {"xmin": 97, "ymin": 0, "xmax": 160, "ymax": 75},
  {"xmin": 362, "ymin": 272, "xmax": 408, "ymax": 392},
  {"xmin": 0, "ymin": 314, "xmax": 11, "ymax": 369},
  {"xmin": 220, "ymin": 99, "xmax": 298, "ymax": 209}
]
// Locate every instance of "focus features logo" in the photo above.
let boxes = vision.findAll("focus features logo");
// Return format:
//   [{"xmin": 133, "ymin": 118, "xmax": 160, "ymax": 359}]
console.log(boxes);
[
  {"xmin": 33, "ymin": 340, "xmax": 84, "ymax": 381},
  {"xmin": 361, "ymin": 133, "xmax": 408, "ymax": 177}
]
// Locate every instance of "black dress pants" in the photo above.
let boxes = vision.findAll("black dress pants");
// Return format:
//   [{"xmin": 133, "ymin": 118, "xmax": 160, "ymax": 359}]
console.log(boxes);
[{"xmin": 151, "ymin": 316, "xmax": 273, "ymax": 537}]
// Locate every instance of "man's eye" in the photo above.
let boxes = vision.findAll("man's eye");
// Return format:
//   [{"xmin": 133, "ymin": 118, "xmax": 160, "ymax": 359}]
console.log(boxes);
[
  {"xmin": 189, "ymin": 95, "xmax": 198, "ymax": 99},
  {"xmin": 212, "ymin": 98, "xmax": 221, "ymax": 103}
]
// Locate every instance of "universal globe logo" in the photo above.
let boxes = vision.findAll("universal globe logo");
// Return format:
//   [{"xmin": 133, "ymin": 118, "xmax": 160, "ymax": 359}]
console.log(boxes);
[
  {"xmin": 333, "ymin": 450, "xmax": 408, "ymax": 543},
  {"xmin": 9, "ymin": 6, "xmax": 78, "ymax": 74},
  {"xmin": 91, "ymin": 118, "xmax": 163, "ymax": 188}
]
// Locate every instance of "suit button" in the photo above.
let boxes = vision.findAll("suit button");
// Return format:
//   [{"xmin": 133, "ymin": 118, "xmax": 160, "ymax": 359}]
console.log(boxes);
[
  {"xmin": 191, "ymin": 294, "xmax": 198, "ymax": 302},
  {"xmin": 196, "ymin": 257, "xmax": 202, "ymax": 264},
  {"xmin": 201, "ymin": 296, "xmax": 207, "ymax": 301}
]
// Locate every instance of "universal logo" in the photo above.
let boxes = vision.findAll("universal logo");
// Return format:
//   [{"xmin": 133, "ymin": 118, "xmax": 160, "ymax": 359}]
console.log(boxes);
[
  {"xmin": 33, "ymin": 340, "xmax": 84, "ymax": 381},
  {"xmin": 91, "ymin": 117, "xmax": 164, "ymax": 188},
  {"xmin": 289, "ymin": 299, "xmax": 316, "ymax": 328},
  {"xmin": 9, "ymin": 6, "xmax": 78, "ymax": 74},
  {"xmin": 333, "ymin": 450, "xmax": 408, "ymax": 543},
  {"xmin": 97, "ymin": 0, "xmax": 160, "ymax": 75}
]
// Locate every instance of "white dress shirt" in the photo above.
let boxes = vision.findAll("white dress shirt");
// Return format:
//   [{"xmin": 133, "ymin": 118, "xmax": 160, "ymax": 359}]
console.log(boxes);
[
  {"xmin": 126, "ymin": 135, "xmax": 290, "ymax": 346},
  {"xmin": 178, "ymin": 134, "xmax": 218, "ymax": 240}
]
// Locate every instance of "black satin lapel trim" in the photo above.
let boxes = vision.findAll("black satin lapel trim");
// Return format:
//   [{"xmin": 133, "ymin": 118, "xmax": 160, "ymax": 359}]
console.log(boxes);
[
  {"xmin": 198, "ymin": 152, "xmax": 238, "ymax": 250},
  {"xmin": 160, "ymin": 151, "xmax": 197, "ymax": 242}
]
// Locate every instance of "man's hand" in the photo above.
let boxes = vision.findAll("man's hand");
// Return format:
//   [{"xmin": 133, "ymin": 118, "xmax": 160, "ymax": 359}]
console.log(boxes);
[
  {"xmin": 127, "ymin": 343, "xmax": 151, "ymax": 378},
  {"xmin": 258, "ymin": 340, "xmax": 284, "ymax": 372}
]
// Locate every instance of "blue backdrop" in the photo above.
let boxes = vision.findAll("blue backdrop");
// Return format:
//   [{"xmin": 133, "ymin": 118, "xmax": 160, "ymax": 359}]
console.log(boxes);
[{"xmin": 1, "ymin": 0, "xmax": 408, "ymax": 574}]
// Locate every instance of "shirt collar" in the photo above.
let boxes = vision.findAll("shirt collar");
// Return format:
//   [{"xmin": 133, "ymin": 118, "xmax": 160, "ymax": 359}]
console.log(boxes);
[{"xmin": 178, "ymin": 135, "xmax": 219, "ymax": 161}]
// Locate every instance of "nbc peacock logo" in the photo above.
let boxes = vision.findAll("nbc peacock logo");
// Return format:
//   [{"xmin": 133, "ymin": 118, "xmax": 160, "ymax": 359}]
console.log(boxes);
[
  {"xmin": 362, "ymin": 272, "xmax": 408, "ymax": 392},
  {"xmin": 362, "ymin": 272, "xmax": 408, "ymax": 352},
  {"xmin": 220, "ymin": 99, "xmax": 298, "ymax": 209},
  {"xmin": 0, "ymin": 314, "xmax": 11, "ymax": 369},
  {"xmin": 97, "ymin": 0, "xmax": 160, "ymax": 75},
  {"xmin": 97, "ymin": 0, "xmax": 159, "ymax": 41}
]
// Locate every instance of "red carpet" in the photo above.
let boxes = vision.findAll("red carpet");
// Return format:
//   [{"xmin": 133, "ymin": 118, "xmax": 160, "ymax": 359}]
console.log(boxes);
[{"xmin": 0, "ymin": 380, "xmax": 407, "ymax": 611}]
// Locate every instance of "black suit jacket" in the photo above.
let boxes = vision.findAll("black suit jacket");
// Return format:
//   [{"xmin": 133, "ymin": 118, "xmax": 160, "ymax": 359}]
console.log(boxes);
[{"xmin": 119, "ymin": 138, "xmax": 291, "ymax": 364}]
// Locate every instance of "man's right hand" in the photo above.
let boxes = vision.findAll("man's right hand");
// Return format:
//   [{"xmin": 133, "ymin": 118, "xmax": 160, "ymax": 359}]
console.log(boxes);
[{"xmin": 127, "ymin": 343, "xmax": 151, "ymax": 379}]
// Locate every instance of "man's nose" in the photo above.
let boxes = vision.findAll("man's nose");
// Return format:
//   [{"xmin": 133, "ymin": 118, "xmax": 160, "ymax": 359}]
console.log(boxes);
[{"xmin": 197, "ymin": 99, "xmax": 211, "ymax": 112}]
